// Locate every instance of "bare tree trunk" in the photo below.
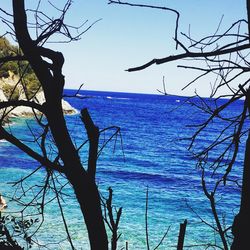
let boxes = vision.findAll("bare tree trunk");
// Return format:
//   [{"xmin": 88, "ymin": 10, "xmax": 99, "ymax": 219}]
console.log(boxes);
[
  {"xmin": 12, "ymin": 1, "xmax": 108, "ymax": 249},
  {"xmin": 232, "ymin": 93, "xmax": 250, "ymax": 249},
  {"xmin": 247, "ymin": 0, "xmax": 250, "ymax": 40},
  {"xmin": 177, "ymin": 220, "xmax": 187, "ymax": 250},
  {"xmin": 231, "ymin": 2, "xmax": 250, "ymax": 246},
  {"xmin": 231, "ymin": 130, "xmax": 250, "ymax": 249},
  {"xmin": 66, "ymin": 168, "xmax": 108, "ymax": 250},
  {"xmin": 46, "ymin": 105, "xmax": 108, "ymax": 250}
]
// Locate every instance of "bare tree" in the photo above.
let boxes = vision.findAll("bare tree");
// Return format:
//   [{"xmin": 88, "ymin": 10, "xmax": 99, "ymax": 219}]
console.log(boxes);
[
  {"xmin": 109, "ymin": 0, "xmax": 250, "ymax": 249},
  {"xmin": 1, "ymin": 0, "xmax": 249, "ymax": 249},
  {"xmin": 0, "ymin": 1, "xmax": 122, "ymax": 249}
]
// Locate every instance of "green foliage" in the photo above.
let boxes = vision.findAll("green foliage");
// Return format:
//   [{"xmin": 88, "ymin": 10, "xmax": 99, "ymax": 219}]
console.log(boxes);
[
  {"xmin": 0, "ymin": 37, "xmax": 17, "ymax": 57},
  {"xmin": 22, "ymin": 73, "xmax": 41, "ymax": 99},
  {"xmin": 0, "ymin": 63, "xmax": 18, "ymax": 78},
  {"xmin": 0, "ymin": 37, "xmax": 41, "ymax": 98},
  {"xmin": 0, "ymin": 37, "xmax": 19, "ymax": 78},
  {"xmin": 2, "ymin": 84, "xmax": 19, "ymax": 101}
]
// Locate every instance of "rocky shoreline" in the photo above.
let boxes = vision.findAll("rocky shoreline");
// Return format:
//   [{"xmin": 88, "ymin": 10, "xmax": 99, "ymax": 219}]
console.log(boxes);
[
  {"xmin": 0, "ymin": 89, "xmax": 79, "ymax": 118},
  {"xmin": 0, "ymin": 73, "xmax": 78, "ymax": 118},
  {"xmin": 0, "ymin": 88, "xmax": 78, "ymax": 118}
]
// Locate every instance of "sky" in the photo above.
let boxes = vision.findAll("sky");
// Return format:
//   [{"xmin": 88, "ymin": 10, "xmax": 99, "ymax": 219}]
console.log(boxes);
[{"xmin": 0, "ymin": 0, "xmax": 248, "ymax": 96}]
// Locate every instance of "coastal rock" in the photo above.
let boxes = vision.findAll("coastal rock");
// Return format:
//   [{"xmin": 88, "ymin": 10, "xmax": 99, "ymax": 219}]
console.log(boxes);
[
  {"xmin": 10, "ymin": 91, "xmax": 78, "ymax": 117},
  {"xmin": 0, "ymin": 73, "xmax": 77, "ymax": 118},
  {"xmin": 33, "ymin": 91, "xmax": 78, "ymax": 115},
  {"xmin": 0, "ymin": 89, "xmax": 7, "ymax": 102}
]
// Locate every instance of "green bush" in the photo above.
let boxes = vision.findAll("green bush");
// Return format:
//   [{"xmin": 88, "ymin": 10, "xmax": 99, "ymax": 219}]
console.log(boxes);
[
  {"xmin": 2, "ymin": 84, "xmax": 19, "ymax": 101},
  {"xmin": 0, "ymin": 37, "xmax": 41, "ymax": 99},
  {"xmin": 22, "ymin": 72, "xmax": 41, "ymax": 99}
]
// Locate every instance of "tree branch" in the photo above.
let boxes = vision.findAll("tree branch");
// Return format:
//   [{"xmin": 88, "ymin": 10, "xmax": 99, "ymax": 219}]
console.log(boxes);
[
  {"xmin": 127, "ymin": 43, "xmax": 250, "ymax": 72},
  {"xmin": 0, "ymin": 55, "xmax": 26, "ymax": 63},
  {"xmin": 81, "ymin": 108, "xmax": 99, "ymax": 180},
  {"xmin": 108, "ymin": 0, "xmax": 180, "ymax": 49},
  {"xmin": 0, "ymin": 126, "xmax": 63, "ymax": 173},
  {"xmin": 0, "ymin": 100, "xmax": 44, "ymax": 113}
]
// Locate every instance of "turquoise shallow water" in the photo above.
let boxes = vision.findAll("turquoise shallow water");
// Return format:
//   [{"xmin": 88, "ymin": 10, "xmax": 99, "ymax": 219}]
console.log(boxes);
[{"xmin": 0, "ymin": 90, "xmax": 244, "ymax": 249}]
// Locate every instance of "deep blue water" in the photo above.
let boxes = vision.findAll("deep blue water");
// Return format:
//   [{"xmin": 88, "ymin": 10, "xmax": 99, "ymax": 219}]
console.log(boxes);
[{"xmin": 0, "ymin": 89, "xmax": 245, "ymax": 249}]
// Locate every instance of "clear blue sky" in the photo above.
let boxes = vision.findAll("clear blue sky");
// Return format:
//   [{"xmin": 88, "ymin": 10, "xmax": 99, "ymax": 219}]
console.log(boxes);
[{"xmin": 0, "ymin": 1, "xmax": 248, "ymax": 96}]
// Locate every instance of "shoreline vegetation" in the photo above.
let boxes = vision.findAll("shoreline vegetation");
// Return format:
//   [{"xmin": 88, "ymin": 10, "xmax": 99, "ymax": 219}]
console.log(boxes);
[{"xmin": 0, "ymin": 37, "xmax": 77, "ymax": 121}]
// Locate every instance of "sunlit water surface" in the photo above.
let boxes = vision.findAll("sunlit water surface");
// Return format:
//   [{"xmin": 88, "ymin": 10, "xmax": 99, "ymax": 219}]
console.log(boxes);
[{"xmin": 0, "ymin": 90, "xmax": 244, "ymax": 249}]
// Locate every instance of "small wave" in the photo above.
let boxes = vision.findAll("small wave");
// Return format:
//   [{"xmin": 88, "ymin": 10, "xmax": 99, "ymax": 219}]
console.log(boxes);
[
  {"xmin": 76, "ymin": 94, "xmax": 94, "ymax": 99},
  {"xmin": 117, "ymin": 97, "xmax": 130, "ymax": 100},
  {"xmin": 106, "ymin": 96, "xmax": 130, "ymax": 100}
]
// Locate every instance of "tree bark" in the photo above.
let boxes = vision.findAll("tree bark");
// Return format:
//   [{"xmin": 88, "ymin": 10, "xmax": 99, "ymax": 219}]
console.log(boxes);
[
  {"xmin": 177, "ymin": 219, "xmax": 187, "ymax": 250},
  {"xmin": 12, "ymin": 1, "xmax": 108, "ymax": 249},
  {"xmin": 231, "ymin": 128, "xmax": 250, "ymax": 250},
  {"xmin": 231, "ymin": 2, "xmax": 250, "ymax": 247},
  {"xmin": 65, "ymin": 167, "xmax": 109, "ymax": 250},
  {"xmin": 231, "ymin": 92, "xmax": 250, "ymax": 249}
]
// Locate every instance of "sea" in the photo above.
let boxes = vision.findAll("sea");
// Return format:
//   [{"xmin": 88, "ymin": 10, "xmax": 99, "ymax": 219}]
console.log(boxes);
[{"xmin": 0, "ymin": 89, "xmax": 245, "ymax": 249}]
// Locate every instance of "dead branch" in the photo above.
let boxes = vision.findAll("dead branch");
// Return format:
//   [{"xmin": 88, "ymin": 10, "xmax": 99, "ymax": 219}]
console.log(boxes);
[
  {"xmin": 127, "ymin": 43, "xmax": 250, "ymax": 72},
  {"xmin": 81, "ymin": 108, "xmax": 99, "ymax": 180},
  {"xmin": 177, "ymin": 219, "xmax": 187, "ymax": 250},
  {"xmin": 102, "ymin": 187, "xmax": 122, "ymax": 250},
  {"xmin": 108, "ymin": 1, "xmax": 180, "ymax": 49}
]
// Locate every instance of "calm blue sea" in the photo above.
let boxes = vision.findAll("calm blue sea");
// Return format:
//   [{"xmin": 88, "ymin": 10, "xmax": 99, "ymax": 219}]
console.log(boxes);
[{"xmin": 0, "ymin": 89, "xmax": 245, "ymax": 249}]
